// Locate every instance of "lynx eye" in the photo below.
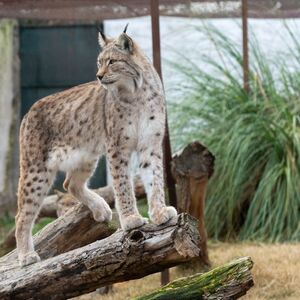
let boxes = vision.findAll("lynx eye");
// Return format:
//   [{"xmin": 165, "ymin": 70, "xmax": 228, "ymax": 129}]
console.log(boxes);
[{"xmin": 108, "ymin": 59, "xmax": 116, "ymax": 65}]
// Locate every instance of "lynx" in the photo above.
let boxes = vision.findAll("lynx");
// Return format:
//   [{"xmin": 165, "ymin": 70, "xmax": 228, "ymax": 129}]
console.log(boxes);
[{"xmin": 15, "ymin": 27, "xmax": 177, "ymax": 267}]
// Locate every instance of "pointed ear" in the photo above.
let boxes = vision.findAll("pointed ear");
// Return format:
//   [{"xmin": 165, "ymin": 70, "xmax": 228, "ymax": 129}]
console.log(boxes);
[
  {"xmin": 116, "ymin": 33, "xmax": 133, "ymax": 53},
  {"xmin": 98, "ymin": 31, "xmax": 107, "ymax": 49}
]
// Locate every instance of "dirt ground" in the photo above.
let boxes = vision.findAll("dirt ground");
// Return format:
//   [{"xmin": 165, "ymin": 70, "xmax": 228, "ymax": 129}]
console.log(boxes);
[{"xmin": 75, "ymin": 242, "xmax": 300, "ymax": 300}]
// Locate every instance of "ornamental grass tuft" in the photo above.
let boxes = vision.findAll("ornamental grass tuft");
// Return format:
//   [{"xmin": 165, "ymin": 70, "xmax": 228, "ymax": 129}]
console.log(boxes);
[{"xmin": 170, "ymin": 24, "xmax": 300, "ymax": 242}]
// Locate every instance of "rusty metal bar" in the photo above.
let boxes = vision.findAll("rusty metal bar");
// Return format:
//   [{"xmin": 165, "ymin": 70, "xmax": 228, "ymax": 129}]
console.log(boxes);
[
  {"xmin": 150, "ymin": 0, "xmax": 162, "ymax": 79},
  {"xmin": 150, "ymin": 0, "xmax": 177, "ymax": 210},
  {"xmin": 150, "ymin": 0, "xmax": 177, "ymax": 286},
  {"xmin": 242, "ymin": 0, "xmax": 249, "ymax": 93}
]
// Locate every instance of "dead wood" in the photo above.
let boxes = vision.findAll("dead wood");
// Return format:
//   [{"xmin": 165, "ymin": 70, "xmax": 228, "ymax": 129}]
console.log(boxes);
[
  {"xmin": 137, "ymin": 257, "xmax": 254, "ymax": 300},
  {"xmin": 0, "ymin": 176, "xmax": 145, "ymax": 256},
  {"xmin": 41, "ymin": 175, "xmax": 146, "ymax": 218},
  {"xmin": 0, "ymin": 213, "xmax": 200, "ymax": 300},
  {"xmin": 172, "ymin": 141, "xmax": 215, "ymax": 267}
]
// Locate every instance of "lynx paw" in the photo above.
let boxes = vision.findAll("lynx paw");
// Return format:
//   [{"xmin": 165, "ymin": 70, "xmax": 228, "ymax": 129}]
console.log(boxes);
[
  {"xmin": 150, "ymin": 206, "xmax": 178, "ymax": 225},
  {"xmin": 19, "ymin": 251, "xmax": 41, "ymax": 267},
  {"xmin": 121, "ymin": 214, "xmax": 148, "ymax": 231},
  {"xmin": 92, "ymin": 200, "xmax": 112, "ymax": 223}
]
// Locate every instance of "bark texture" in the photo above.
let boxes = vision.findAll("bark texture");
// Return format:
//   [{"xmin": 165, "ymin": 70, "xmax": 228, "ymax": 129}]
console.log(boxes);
[
  {"xmin": 172, "ymin": 141, "xmax": 215, "ymax": 266},
  {"xmin": 136, "ymin": 256, "xmax": 254, "ymax": 300},
  {"xmin": 0, "ymin": 176, "xmax": 145, "ymax": 256},
  {"xmin": 0, "ymin": 207, "xmax": 119, "ymax": 264},
  {"xmin": 43, "ymin": 175, "xmax": 145, "ymax": 218},
  {"xmin": 0, "ymin": 213, "xmax": 200, "ymax": 300}
]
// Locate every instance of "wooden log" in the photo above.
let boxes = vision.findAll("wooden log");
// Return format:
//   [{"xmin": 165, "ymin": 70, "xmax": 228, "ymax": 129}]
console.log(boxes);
[
  {"xmin": 0, "ymin": 207, "xmax": 118, "ymax": 265},
  {"xmin": 0, "ymin": 227, "xmax": 15, "ymax": 257},
  {"xmin": 172, "ymin": 141, "xmax": 215, "ymax": 267},
  {"xmin": 136, "ymin": 256, "xmax": 254, "ymax": 300},
  {"xmin": 0, "ymin": 214, "xmax": 200, "ymax": 300},
  {"xmin": 41, "ymin": 174, "xmax": 146, "ymax": 218},
  {"xmin": 0, "ymin": 176, "xmax": 146, "ymax": 256}
]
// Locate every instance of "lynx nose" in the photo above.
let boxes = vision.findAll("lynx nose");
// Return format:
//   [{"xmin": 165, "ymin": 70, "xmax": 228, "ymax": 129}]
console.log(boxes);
[{"xmin": 97, "ymin": 74, "xmax": 103, "ymax": 81}]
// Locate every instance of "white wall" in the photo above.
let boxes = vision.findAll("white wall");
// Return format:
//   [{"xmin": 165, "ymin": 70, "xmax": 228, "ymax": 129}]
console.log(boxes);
[{"xmin": 104, "ymin": 17, "xmax": 300, "ymax": 102}]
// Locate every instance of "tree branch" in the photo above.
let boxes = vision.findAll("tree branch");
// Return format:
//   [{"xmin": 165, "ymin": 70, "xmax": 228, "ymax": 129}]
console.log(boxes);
[{"xmin": 0, "ymin": 176, "xmax": 146, "ymax": 256}]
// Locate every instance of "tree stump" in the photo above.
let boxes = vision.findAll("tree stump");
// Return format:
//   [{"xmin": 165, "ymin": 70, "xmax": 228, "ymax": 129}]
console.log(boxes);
[{"xmin": 172, "ymin": 141, "xmax": 215, "ymax": 266}]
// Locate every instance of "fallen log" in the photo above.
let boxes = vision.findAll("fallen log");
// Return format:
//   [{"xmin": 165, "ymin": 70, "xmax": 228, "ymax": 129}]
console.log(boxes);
[
  {"xmin": 0, "ymin": 207, "xmax": 119, "ymax": 265},
  {"xmin": 0, "ymin": 141, "xmax": 214, "ymax": 271},
  {"xmin": 0, "ymin": 176, "xmax": 146, "ymax": 256},
  {"xmin": 0, "ymin": 213, "xmax": 200, "ymax": 300},
  {"xmin": 41, "ymin": 175, "xmax": 146, "ymax": 218},
  {"xmin": 136, "ymin": 256, "xmax": 254, "ymax": 300},
  {"xmin": 0, "ymin": 227, "xmax": 15, "ymax": 257}
]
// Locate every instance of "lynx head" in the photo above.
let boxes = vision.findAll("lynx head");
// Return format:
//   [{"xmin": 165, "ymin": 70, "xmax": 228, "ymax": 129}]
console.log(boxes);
[{"xmin": 96, "ymin": 25, "xmax": 143, "ymax": 94}]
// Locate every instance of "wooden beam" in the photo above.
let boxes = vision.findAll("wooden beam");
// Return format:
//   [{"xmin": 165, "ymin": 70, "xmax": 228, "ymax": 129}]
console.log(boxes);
[{"xmin": 0, "ymin": 0, "xmax": 300, "ymax": 20}]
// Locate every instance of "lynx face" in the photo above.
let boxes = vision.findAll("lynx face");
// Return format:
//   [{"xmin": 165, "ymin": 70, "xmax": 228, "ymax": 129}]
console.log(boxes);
[{"xmin": 96, "ymin": 33, "xmax": 143, "ymax": 94}]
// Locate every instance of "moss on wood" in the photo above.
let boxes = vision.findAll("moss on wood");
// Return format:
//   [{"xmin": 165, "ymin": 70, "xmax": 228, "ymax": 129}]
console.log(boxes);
[{"xmin": 136, "ymin": 257, "xmax": 254, "ymax": 300}]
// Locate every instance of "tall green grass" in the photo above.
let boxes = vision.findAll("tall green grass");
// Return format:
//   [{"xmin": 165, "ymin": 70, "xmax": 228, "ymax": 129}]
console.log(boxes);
[{"xmin": 170, "ymin": 24, "xmax": 300, "ymax": 242}]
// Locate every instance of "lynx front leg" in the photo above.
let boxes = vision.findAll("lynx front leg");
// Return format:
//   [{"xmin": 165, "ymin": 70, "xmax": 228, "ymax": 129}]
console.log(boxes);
[
  {"xmin": 67, "ymin": 164, "xmax": 112, "ymax": 223},
  {"xmin": 107, "ymin": 148, "xmax": 147, "ymax": 231},
  {"xmin": 138, "ymin": 146, "xmax": 177, "ymax": 225}
]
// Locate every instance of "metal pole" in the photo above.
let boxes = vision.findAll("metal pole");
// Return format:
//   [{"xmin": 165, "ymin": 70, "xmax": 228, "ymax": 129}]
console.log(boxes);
[
  {"xmin": 242, "ymin": 0, "xmax": 249, "ymax": 93},
  {"xmin": 150, "ymin": 0, "xmax": 177, "ymax": 286}
]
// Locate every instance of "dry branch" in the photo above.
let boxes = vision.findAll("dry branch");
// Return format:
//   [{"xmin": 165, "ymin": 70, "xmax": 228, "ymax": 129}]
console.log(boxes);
[
  {"xmin": 42, "ymin": 175, "xmax": 146, "ymax": 218},
  {"xmin": 0, "ymin": 213, "xmax": 200, "ymax": 300},
  {"xmin": 0, "ymin": 176, "xmax": 145, "ymax": 256},
  {"xmin": 136, "ymin": 257, "xmax": 254, "ymax": 300},
  {"xmin": 0, "ymin": 207, "xmax": 119, "ymax": 265}
]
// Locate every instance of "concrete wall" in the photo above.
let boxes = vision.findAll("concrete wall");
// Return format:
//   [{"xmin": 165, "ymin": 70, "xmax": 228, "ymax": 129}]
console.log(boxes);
[{"xmin": 0, "ymin": 19, "xmax": 20, "ymax": 215}]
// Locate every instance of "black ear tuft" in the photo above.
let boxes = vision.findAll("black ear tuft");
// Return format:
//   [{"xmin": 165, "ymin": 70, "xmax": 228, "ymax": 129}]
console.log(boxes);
[{"xmin": 123, "ymin": 23, "xmax": 129, "ymax": 33}]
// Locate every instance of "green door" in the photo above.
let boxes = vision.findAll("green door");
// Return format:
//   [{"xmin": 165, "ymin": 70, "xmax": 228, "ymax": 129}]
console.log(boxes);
[{"xmin": 20, "ymin": 24, "xmax": 106, "ymax": 190}]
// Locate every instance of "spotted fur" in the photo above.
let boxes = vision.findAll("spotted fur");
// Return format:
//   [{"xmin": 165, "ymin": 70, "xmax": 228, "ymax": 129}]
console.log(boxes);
[{"xmin": 15, "ymin": 31, "xmax": 177, "ymax": 267}]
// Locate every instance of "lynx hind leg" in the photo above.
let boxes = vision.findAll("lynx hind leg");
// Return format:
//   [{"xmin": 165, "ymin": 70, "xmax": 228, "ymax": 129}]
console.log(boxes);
[
  {"xmin": 138, "ymin": 146, "xmax": 177, "ymax": 226},
  {"xmin": 67, "ymin": 165, "xmax": 112, "ymax": 223},
  {"xmin": 16, "ymin": 163, "xmax": 55, "ymax": 267}
]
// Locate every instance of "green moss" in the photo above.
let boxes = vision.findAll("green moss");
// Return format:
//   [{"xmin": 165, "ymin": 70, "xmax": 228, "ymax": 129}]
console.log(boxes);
[
  {"xmin": 0, "ymin": 20, "xmax": 14, "ymax": 68},
  {"xmin": 135, "ymin": 257, "xmax": 253, "ymax": 300}
]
